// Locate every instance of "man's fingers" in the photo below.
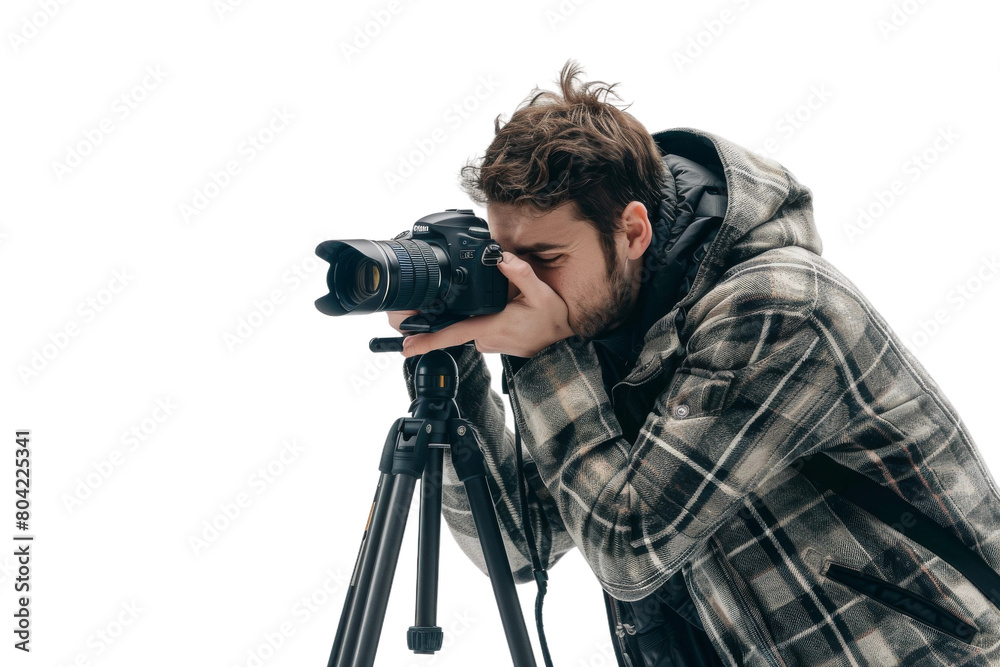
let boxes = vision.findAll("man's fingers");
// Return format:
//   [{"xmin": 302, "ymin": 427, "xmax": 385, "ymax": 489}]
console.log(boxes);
[
  {"xmin": 401, "ymin": 319, "xmax": 478, "ymax": 357},
  {"xmin": 387, "ymin": 309, "xmax": 420, "ymax": 334},
  {"xmin": 497, "ymin": 252, "xmax": 548, "ymax": 302},
  {"xmin": 506, "ymin": 275, "xmax": 521, "ymax": 302}
]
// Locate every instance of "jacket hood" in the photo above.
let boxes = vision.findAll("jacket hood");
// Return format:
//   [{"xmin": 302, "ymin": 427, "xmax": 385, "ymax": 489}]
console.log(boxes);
[{"xmin": 648, "ymin": 128, "xmax": 822, "ymax": 313}]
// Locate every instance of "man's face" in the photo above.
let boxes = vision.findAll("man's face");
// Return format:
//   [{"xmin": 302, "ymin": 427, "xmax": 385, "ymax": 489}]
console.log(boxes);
[{"xmin": 486, "ymin": 202, "xmax": 639, "ymax": 341}]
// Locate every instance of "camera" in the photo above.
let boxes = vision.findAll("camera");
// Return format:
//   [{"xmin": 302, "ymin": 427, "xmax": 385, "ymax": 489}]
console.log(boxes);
[{"xmin": 314, "ymin": 209, "xmax": 507, "ymax": 333}]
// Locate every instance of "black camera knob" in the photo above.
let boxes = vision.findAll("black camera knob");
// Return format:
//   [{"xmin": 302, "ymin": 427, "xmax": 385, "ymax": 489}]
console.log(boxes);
[
  {"xmin": 454, "ymin": 267, "xmax": 468, "ymax": 284},
  {"xmin": 467, "ymin": 226, "xmax": 491, "ymax": 239}
]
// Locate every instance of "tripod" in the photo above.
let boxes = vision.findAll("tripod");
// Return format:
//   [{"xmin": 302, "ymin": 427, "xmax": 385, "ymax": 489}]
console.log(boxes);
[{"xmin": 327, "ymin": 345, "xmax": 538, "ymax": 667}]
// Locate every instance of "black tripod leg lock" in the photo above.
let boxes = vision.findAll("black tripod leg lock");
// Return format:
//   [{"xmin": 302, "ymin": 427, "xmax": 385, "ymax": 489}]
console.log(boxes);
[
  {"xmin": 379, "ymin": 417, "xmax": 406, "ymax": 474},
  {"xmin": 449, "ymin": 420, "xmax": 489, "ymax": 483},
  {"xmin": 381, "ymin": 417, "xmax": 449, "ymax": 478}
]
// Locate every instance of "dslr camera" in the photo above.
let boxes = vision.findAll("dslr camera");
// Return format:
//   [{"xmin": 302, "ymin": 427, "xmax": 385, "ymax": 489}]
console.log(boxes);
[{"xmin": 314, "ymin": 209, "xmax": 507, "ymax": 333}]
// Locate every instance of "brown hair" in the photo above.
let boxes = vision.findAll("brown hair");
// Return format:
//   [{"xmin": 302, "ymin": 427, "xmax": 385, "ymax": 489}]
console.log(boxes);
[{"xmin": 459, "ymin": 59, "xmax": 666, "ymax": 273}]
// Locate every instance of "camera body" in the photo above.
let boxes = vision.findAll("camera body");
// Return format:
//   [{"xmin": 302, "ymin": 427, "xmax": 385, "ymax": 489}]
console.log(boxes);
[
  {"xmin": 315, "ymin": 209, "xmax": 507, "ymax": 333},
  {"xmin": 397, "ymin": 209, "xmax": 507, "ymax": 318}
]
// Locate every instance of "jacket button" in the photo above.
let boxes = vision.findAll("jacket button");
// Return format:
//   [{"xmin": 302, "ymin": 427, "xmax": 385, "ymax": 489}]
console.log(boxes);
[
  {"xmin": 802, "ymin": 547, "xmax": 822, "ymax": 570},
  {"xmin": 674, "ymin": 404, "xmax": 690, "ymax": 418}
]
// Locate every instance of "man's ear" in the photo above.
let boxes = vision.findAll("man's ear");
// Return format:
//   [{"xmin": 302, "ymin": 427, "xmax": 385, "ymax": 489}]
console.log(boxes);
[{"xmin": 621, "ymin": 201, "xmax": 653, "ymax": 261}]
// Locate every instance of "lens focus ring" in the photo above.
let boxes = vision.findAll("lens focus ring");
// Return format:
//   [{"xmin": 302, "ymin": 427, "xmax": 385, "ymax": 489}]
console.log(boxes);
[{"xmin": 386, "ymin": 240, "xmax": 440, "ymax": 310}]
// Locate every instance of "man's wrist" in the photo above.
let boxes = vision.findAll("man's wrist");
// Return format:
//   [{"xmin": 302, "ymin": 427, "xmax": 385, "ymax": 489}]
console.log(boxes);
[{"xmin": 510, "ymin": 334, "xmax": 587, "ymax": 379}]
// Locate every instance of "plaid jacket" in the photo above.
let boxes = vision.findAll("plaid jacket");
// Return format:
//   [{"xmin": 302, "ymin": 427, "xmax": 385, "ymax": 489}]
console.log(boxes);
[{"xmin": 403, "ymin": 128, "xmax": 1000, "ymax": 665}]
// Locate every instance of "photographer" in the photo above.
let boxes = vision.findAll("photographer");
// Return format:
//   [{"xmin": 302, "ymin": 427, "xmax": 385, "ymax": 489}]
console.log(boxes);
[{"xmin": 389, "ymin": 61, "xmax": 1000, "ymax": 666}]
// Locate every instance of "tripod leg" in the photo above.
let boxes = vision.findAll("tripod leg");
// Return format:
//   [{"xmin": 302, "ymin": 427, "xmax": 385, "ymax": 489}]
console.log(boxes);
[
  {"xmin": 330, "ymin": 416, "xmax": 423, "ymax": 667},
  {"xmin": 348, "ymin": 473, "xmax": 417, "ymax": 666},
  {"xmin": 328, "ymin": 472, "xmax": 395, "ymax": 667},
  {"xmin": 409, "ymin": 447, "xmax": 444, "ymax": 653},
  {"xmin": 451, "ymin": 423, "xmax": 538, "ymax": 667}
]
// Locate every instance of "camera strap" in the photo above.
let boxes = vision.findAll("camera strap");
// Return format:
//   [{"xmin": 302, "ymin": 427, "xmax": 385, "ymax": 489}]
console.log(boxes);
[
  {"xmin": 514, "ymin": 424, "xmax": 555, "ymax": 667},
  {"xmin": 504, "ymin": 361, "xmax": 555, "ymax": 667}
]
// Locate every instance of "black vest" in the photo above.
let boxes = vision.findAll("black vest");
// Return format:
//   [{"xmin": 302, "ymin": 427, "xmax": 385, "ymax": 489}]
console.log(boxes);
[{"xmin": 591, "ymin": 140, "xmax": 729, "ymax": 667}]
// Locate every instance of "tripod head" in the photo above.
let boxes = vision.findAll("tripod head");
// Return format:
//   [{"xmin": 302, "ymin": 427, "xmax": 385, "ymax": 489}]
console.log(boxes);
[{"xmin": 409, "ymin": 349, "xmax": 458, "ymax": 402}]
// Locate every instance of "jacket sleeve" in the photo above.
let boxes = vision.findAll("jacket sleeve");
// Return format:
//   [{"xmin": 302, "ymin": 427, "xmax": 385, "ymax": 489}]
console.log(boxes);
[
  {"xmin": 402, "ymin": 345, "xmax": 577, "ymax": 583},
  {"xmin": 506, "ymin": 260, "xmax": 847, "ymax": 601}
]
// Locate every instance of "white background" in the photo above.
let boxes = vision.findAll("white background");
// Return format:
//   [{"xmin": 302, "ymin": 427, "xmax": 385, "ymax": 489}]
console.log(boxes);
[{"xmin": 3, "ymin": 0, "xmax": 999, "ymax": 665}]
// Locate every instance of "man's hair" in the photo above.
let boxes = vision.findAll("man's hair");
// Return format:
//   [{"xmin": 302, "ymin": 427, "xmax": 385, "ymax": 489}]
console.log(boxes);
[{"xmin": 459, "ymin": 59, "xmax": 667, "ymax": 272}]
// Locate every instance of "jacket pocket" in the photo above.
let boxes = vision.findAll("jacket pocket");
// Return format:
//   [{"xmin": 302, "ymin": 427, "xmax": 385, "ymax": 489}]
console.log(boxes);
[
  {"xmin": 824, "ymin": 561, "xmax": 979, "ymax": 644},
  {"xmin": 665, "ymin": 368, "xmax": 734, "ymax": 419}
]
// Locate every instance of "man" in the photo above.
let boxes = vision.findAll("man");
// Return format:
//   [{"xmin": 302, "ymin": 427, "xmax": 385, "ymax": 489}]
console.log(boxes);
[{"xmin": 390, "ymin": 61, "xmax": 1000, "ymax": 666}]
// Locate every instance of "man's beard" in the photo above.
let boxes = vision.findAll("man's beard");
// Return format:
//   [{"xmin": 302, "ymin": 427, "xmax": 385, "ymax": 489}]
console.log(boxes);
[{"xmin": 573, "ymin": 255, "xmax": 635, "ymax": 341}]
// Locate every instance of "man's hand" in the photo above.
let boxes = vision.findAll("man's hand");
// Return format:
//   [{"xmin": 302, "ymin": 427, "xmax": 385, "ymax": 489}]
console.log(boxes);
[
  {"xmin": 399, "ymin": 252, "xmax": 575, "ymax": 358},
  {"xmin": 386, "ymin": 309, "xmax": 419, "ymax": 335}
]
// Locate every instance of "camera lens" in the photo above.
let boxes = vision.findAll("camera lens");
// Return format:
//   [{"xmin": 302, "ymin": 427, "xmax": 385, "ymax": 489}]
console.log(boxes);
[
  {"xmin": 350, "ymin": 259, "xmax": 381, "ymax": 304},
  {"xmin": 314, "ymin": 238, "xmax": 445, "ymax": 316},
  {"xmin": 384, "ymin": 239, "xmax": 440, "ymax": 311}
]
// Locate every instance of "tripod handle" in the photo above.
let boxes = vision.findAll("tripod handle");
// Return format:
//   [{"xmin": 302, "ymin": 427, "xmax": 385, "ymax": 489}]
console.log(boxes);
[{"xmin": 369, "ymin": 336, "xmax": 404, "ymax": 353}]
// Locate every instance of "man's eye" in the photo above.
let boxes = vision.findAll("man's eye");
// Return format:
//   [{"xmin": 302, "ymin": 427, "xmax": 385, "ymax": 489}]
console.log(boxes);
[{"xmin": 533, "ymin": 255, "xmax": 561, "ymax": 265}]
